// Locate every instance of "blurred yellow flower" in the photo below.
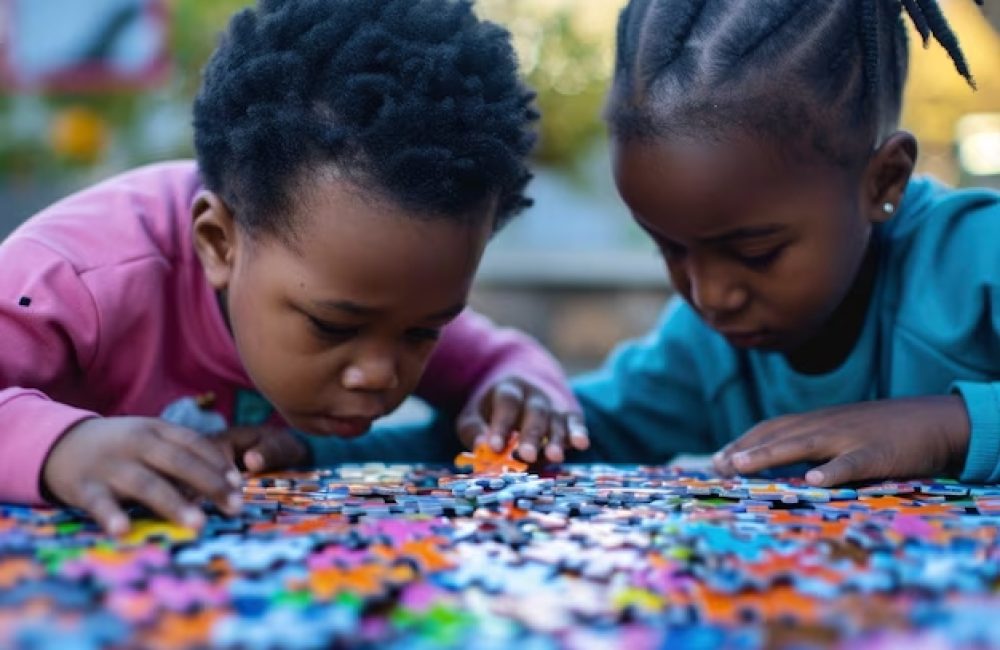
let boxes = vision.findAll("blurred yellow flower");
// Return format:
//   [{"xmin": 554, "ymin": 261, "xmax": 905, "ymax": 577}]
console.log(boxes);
[{"xmin": 49, "ymin": 107, "xmax": 109, "ymax": 164}]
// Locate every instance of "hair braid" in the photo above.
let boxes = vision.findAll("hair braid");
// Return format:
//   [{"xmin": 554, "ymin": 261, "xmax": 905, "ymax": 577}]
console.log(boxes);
[
  {"xmin": 901, "ymin": 0, "xmax": 932, "ymax": 43},
  {"xmin": 861, "ymin": 0, "xmax": 883, "ymax": 105},
  {"xmin": 636, "ymin": 0, "xmax": 708, "ymax": 95},
  {"xmin": 908, "ymin": 0, "xmax": 979, "ymax": 88}
]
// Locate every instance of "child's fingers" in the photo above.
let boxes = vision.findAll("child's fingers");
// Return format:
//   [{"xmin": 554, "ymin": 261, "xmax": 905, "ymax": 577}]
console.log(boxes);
[
  {"xmin": 729, "ymin": 435, "xmax": 824, "ymax": 475},
  {"xmin": 566, "ymin": 413, "xmax": 590, "ymax": 451},
  {"xmin": 155, "ymin": 422, "xmax": 241, "ymax": 488},
  {"xmin": 543, "ymin": 415, "xmax": 568, "ymax": 464},
  {"xmin": 487, "ymin": 380, "xmax": 525, "ymax": 451},
  {"xmin": 713, "ymin": 441, "xmax": 749, "ymax": 475},
  {"xmin": 713, "ymin": 419, "xmax": 796, "ymax": 473},
  {"xmin": 107, "ymin": 464, "xmax": 206, "ymax": 529},
  {"xmin": 210, "ymin": 426, "xmax": 266, "ymax": 471},
  {"xmin": 140, "ymin": 437, "xmax": 242, "ymax": 515},
  {"xmin": 456, "ymin": 412, "xmax": 489, "ymax": 450},
  {"xmin": 516, "ymin": 392, "xmax": 551, "ymax": 464},
  {"xmin": 712, "ymin": 451, "xmax": 735, "ymax": 476},
  {"xmin": 240, "ymin": 430, "xmax": 309, "ymax": 473},
  {"xmin": 713, "ymin": 446, "xmax": 742, "ymax": 476},
  {"xmin": 76, "ymin": 481, "xmax": 130, "ymax": 536},
  {"xmin": 805, "ymin": 450, "xmax": 873, "ymax": 487}
]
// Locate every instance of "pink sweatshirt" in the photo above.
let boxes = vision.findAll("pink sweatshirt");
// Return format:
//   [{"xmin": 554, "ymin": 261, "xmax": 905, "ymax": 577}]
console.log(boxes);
[{"xmin": 0, "ymin": 161, "xmax": 576, "ymax": 504}]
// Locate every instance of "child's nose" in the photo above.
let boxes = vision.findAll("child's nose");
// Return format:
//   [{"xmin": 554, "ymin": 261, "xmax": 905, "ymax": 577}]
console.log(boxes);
[
  {"xmin": 688, "ymin": 267, "xmax": 747, "ymax": 316},
  {"xmin": 341, "ymin": 356, "xmax": 400, "ymax": 392}
]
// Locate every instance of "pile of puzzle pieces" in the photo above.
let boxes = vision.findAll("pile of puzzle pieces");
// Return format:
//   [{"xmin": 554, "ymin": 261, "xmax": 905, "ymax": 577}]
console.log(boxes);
[{"xmin": 2, "ymin": 452, "xmax": 1000, "ymax": 649}]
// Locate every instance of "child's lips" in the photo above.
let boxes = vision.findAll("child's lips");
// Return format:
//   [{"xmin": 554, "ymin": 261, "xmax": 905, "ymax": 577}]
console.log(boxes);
[
  {"xmin": 719, "ymin": 329, "xmax": 770, "ymax": 347},
  {"xmin": 308, "ymin": 415, "xmax": 376, "ymax": 438}
]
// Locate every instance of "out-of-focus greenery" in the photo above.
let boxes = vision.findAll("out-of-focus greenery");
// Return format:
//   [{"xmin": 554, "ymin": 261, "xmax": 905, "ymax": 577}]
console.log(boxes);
[
  {"xmin": 478, "ymin": 0, "xmax": 624, "ymax": 168},
  {"xmin": 168, "ymin": 0, "xmax": 255, "ymax": 98},
  {"xmin": 0, "ymin": 0, "xmax": 623, "ymax": 181},
  {"xmin": 2, "ymin": 0, "xmax": 996, "ymax": 184}
]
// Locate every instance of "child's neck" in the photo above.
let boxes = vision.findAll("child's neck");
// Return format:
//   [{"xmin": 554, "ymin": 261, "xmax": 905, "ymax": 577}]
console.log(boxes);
[{"xmin": 786, "ymin": 241, "xmax": 878, "ymax": 375}]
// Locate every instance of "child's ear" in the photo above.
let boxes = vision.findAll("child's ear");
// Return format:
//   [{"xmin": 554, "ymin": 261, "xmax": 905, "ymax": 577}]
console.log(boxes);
[
  {"xmin": 862, "ymin": 131, "xmax": 918, "ymax": 224},
  {"xmin": 192, "ymin": 191, "xmax": 238, "ymax": 290}
]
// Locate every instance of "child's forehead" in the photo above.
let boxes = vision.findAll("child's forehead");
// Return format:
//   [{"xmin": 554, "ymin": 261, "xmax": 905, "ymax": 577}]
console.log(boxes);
[
  {"xmin": 613, "ymin": 135, "xmax": 855, "ymax": 236},
  {"xmin": 626, "ymin": 87, "xmax": 873, "ymax": 173},
  {"xmin": 243, "ymin": 179, "xmax": 492, "ymax": 294},
  {"xmin": 285, "ymin": 169, "xmax": 499, "ymax": 234},
  {"xmin": 614, "ymin": 133, "xmax": 837, "ymax": 199}
]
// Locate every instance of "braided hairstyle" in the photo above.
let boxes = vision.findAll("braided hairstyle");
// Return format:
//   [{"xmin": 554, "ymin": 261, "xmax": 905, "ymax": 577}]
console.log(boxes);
[
  {"xmin": 194, "ymin": 0, "xmax": 538, "ymax": 238},
  {"xmin": 607, "ymin": 0, "xmax": 982, "ymax": 167}
]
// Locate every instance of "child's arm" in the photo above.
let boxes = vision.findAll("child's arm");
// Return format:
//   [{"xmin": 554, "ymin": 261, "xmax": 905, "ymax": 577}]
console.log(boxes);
[
  {"xmin": 415, "ymin": 309, "xmax": 589, "ymax": 463},
  {"xmin": 0, "ymin": 237, "xmax": 105, "ymax": 504},
  {"xmin": 0, "ymin": 238, "xmax": 241, "ymax": 532},
  {"xmin": 572, "ymin": 299, "xmax": 716, "ymax": 462}
]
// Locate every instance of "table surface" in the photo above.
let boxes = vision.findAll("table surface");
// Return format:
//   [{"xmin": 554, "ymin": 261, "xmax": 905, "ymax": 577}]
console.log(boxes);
[{"xmin": 2, "ymin": 459, "xmax": 999, "ymax": 650}]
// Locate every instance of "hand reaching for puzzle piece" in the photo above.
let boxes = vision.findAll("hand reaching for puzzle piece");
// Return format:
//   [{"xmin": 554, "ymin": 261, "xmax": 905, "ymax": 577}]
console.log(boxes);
[{"xmin": 456, "ymin": 377, "xmax": 589, "ymax": 466}]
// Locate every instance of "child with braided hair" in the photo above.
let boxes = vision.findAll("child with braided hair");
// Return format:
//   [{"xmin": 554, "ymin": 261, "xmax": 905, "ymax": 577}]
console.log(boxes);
[{"xmin": 573, "ymin": 0, "xmax": 1000, "ymax": 485}]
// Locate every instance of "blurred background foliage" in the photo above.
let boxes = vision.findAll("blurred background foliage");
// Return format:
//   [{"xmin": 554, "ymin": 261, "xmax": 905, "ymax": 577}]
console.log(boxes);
[
  {"xmin": 0, "ymin": 0, "xmax": 625, "ymax": 182},
  {"xmin": 0, "ymin": 0, "xmax": 997, "ymax": 185}
]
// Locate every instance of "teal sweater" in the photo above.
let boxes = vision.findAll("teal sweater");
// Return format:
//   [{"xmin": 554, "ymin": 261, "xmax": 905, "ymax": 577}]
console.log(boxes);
[{"xmin": 574, "ymin": 177, "xmax": 1000, "ymax": 482}]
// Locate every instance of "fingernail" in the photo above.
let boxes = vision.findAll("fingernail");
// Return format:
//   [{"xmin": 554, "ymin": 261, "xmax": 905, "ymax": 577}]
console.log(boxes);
[
  {"xmin": 343, "ymin": 367, "xmax": 365, "ymax": 386},
  {"xmin": 712, "ymin": 451, "xmax": 723, "ymax": 463},
  {"xmin": 806, "ymin": 470, "xmax": 824, "ymax": 485},
  {"xmin": 570, "ymin": 432, "xmax": 590, "ymax": 450},
  {"xmin": 245, "ymin": 451, "xmax": 263, "ymax": 472},
  {"xmin": 519, "ymin": 443, "xmax": 537, "ymax": 463},
  {"xmin": 182, "ymin": 508, "xmax": 205, "ymax": 529},
  {"xmin": 226, "ymin": 470, "xmax": 242, "ymax": 488},
  {"xmin": 732, "ymin": 452, "xmax": 749, "ymax": 468},
  {"xmin": 227, "ymin": 493, "xmax": 243, "ymax": 512},
  {"xmin": 490, "ymin": 435, "xmax": 505, "ymax": 451},
  {"xmin": 546, "ymin": 445, "xmax": 564, "ymax": 464},
  {"xmin": 108, "ymin": 515, "xmax": 129, "ymax": 536}
]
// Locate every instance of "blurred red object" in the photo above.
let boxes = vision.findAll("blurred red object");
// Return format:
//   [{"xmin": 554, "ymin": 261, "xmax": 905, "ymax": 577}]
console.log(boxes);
[{"xmin": 0, "ymin": 0, "xmax": 169, "ymax": 91}]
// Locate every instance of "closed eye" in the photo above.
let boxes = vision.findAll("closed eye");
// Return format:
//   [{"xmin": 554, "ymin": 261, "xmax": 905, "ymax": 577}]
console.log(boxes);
[
  {"xmin": 737, "ymin": 245, "xmax": 786, "ymax": 269},
  {"xmin": 307, "ymin": 315, "xmax": 359, "ymax": 342},
  {"xmin": 659, "ymin": 240, "xmax": 687, "ymax": 260},
  {"xmin": 405, "ymin": 327, "xmax": 441, "ymax": 343}
]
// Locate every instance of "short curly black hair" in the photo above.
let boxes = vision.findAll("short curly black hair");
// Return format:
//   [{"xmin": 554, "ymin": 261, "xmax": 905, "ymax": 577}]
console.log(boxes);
[
  {"xmin": 193, "ymin": 0, "xmax": 538, "ymax": 237},
  {"xmin": 607, "ymin": 0, "xmax": 980, "ymax": 167}
]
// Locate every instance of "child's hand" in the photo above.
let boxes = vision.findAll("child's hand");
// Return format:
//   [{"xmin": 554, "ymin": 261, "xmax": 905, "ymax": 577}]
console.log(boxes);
[
  {"xmin": 457, "ymin": 377, "xmax": 590, "ymax": 464},
  {"xmin": 42, "ymin": 417, "xmax": 244, "ymax": 535},
  {"xmin": 712, "ymin": 396, "xmax": 971, "ymax": 486},
  {"xmin": 211, "ymin": 426, "xmax": 310, "ymax": 474}
]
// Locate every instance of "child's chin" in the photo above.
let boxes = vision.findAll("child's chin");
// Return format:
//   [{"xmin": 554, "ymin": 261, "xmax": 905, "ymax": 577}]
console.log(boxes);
[
  {"xmin": 314, "ymin": 429, "xmax": 370, "ymax": 440},
  {"xmin": 719, "ymin": 329, "xmax": 797, "ymax": 352},
  {"xmin": 722, "ymin": 331, "xmax": 774, "ymax": 349}
]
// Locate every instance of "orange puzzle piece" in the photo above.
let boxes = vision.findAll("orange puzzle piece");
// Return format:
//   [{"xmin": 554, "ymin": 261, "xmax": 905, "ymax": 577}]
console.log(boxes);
[{"xmin": 454, "ymin": 432, "xmax": 528, "ymax": 474}]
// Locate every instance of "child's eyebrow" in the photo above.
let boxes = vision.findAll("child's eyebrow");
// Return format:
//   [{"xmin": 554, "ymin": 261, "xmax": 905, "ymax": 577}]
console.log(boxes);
[
  {"xmin": 313, "ymin": 300, "xmax": 379, "ymax": 316},
  {"xmin": 311, "ymin": 300, "xmax": 465, "ymax": 321},
  {"xmin": 701, "ymin": 225, "xmax": 786, "ymax": 245},
  {"xmin": 424, "ymin": 303, "xmax": 466, "ymax": 322}
]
